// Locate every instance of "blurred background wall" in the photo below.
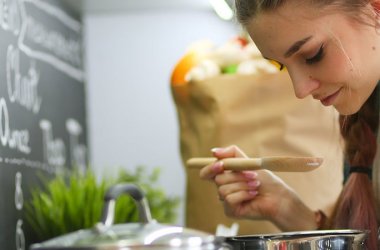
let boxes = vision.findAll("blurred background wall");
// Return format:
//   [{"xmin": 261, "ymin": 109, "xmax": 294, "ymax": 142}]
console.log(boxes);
[{"xmin": 72, "ymin": 0, "xmax": 240, "ymax": 225}]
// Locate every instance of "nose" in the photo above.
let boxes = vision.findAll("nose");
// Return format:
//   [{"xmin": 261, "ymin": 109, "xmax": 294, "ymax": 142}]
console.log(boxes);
[{"xmin": 288, "ymin": 69, "xmax": 320, "ymax": 99}]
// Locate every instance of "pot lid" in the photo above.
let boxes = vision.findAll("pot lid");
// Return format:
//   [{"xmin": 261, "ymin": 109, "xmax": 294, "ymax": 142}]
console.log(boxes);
[
  {"xmin": 31, "ymin": 184, "xmax": 223, "ymax": 250},
  {"xmin": 31, "ymin": 222, "xmax": 221, "ymax": 249}
]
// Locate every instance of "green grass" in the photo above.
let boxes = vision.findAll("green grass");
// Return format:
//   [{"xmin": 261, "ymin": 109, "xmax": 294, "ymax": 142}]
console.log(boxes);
[{"xmin": 24, "ymin": 166, "xmax": 180, "ymax": 242}]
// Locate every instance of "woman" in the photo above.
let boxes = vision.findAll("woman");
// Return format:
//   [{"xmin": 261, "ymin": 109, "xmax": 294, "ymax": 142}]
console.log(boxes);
[{"xmin": 199, "ymin": 1, "xmax": 380, "ymax": 249}]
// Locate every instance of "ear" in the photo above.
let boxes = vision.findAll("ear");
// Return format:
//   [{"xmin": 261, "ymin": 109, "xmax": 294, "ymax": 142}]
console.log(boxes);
[
  {"xmin": 370, "ymin": 0, "xmax": 380, "ymax": 13},
  {"xmin": 370, "ymin": 0, "xmax": 380, "ymax": 27}
]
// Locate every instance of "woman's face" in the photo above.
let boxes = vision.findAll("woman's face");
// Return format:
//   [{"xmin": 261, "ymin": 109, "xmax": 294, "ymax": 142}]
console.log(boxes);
[{"xmin": 246, "ymin": 3, "xmax": 380, "ymax": 115}]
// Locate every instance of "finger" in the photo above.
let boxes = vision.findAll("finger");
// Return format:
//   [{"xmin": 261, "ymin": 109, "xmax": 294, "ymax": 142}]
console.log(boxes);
[
  {"xmin": 211, "ymin": 145, "xmax": 248, "ymax": 159},
  {"xmin": 199, "ymin": 161, "xmax": 224, "ymax": 180},
  {"xmin": 223, "ymin": 190, "xmax": 259, "ymax": 206},
  {"xmin": 214, "ymin": 171, "xmax": 258, "ymax": 186},
  {"xmin": 218, "ymin": 180, "xmax": 261, "ymax": 198}
]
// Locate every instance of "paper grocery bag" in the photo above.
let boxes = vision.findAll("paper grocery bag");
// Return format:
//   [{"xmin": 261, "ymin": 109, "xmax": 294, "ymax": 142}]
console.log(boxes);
[{"xmin": 171, "ymin": 72, "xmax": 343, "ymax": 235}]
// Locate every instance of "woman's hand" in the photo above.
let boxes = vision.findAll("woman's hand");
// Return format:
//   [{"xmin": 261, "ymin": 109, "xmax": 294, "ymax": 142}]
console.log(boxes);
[{"xmin": 199, "ymin": 145, "xmax": 318, "ymax": 231}]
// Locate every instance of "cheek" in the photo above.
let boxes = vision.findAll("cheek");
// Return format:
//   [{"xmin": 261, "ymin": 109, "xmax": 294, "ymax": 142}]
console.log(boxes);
[{"xmin": 320, "ymin": 46, "xmax": 355, "ymax": 85}]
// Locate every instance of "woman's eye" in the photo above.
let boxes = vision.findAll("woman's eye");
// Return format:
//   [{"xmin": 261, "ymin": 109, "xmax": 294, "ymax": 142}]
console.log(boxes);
[{"xmin": 305, "ymin": 44, "xmax": 324, "ymax": 65}]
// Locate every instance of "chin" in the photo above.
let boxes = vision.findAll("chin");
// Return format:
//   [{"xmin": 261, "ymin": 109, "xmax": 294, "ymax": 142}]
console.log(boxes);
[{"xmin": 334, "ymin": 104, "xmax": 361, "ymax": 116}]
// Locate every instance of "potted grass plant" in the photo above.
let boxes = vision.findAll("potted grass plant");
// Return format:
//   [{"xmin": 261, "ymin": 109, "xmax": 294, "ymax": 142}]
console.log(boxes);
[{"xmin": 24, "ymin": 166, "xmax": 180, "ymax": 242}]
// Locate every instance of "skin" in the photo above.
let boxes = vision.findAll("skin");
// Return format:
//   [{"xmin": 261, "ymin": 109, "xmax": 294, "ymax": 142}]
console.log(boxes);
[
  {"xmin": 249, "ymin": 2, "xmax": 380, "ymax": 115},
  {"xmin": 201, "ymin": 146, "xmax": 318, "ymax": 231},
  {"xmin": 200, "ymin": 2, "xmax": 380, "ymax": 231}
]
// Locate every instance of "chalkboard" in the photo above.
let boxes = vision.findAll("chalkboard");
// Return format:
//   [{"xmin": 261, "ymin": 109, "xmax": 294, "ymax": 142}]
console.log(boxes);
[{"xmin": 0, "ymin": 0, "xmax": 87, "ymax": 249}]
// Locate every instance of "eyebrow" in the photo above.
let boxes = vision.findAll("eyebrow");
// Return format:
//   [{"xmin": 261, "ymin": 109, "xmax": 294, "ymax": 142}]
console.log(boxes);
[{"xmin": 284, "ymin": 36, "xmax": 313, "ymax": 58}]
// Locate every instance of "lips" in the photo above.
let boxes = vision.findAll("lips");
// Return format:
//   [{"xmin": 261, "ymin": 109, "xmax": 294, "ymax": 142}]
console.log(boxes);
[{"xmin": 318, "ymin": 88, "xmax": 342, "ymax": 106}]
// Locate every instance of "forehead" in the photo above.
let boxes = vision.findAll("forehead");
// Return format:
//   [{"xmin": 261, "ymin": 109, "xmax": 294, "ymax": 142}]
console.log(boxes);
[{"xmin": 245, "ymin": 3, "xmax": 347, "ymax": 57}]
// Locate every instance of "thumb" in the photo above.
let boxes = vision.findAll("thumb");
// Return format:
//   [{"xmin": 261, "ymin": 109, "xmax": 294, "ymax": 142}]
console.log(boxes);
[{"xmin": 211, "ymin": 145, "xmax": 248, "ymax": 159}]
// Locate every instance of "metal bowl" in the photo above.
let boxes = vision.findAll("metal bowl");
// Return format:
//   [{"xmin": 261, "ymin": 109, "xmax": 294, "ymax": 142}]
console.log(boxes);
[{"xmin": 225, "ymin": 229, "xmax": 368, "ymax": 250}]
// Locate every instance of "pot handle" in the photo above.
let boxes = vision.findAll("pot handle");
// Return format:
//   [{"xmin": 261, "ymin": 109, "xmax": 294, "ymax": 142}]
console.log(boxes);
[{"xmin": 101, "ymin": 183, "xmax": 153, "ymax": 227}]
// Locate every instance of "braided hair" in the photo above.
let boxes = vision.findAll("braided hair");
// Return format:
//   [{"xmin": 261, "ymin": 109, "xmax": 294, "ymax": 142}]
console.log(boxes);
[{"xmin": 330, "ymin": 85, "xmax": 379, "ymax": 250}]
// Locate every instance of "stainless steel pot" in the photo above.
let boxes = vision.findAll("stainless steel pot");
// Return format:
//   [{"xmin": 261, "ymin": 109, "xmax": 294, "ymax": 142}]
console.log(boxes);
[
  {"xmin": 225, "ymin": 230, "xmax": 369, "ymax": 250},
  {"xmin": 30, "ymin": 183, "xmax": 231, "ymax": 250}
]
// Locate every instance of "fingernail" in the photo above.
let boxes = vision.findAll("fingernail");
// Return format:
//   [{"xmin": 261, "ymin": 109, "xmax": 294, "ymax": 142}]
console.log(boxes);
[
  {"xmin": 248, "ymin": 190, "xmax": 258, "ymax": 197},
  {"xmin": 243, "ymin": 171, "xmax": 258, "ymax": 179},
  {"xmin": 247, "ymin": 180, "xmax": 260, "ymax": 188},
  {"xmin": 212, "ymin": 161, "xmax": 223, "ymax": 172},
  {"xmin": 211, "ymin": 147, "xmax": 223, "ymax": 153}
]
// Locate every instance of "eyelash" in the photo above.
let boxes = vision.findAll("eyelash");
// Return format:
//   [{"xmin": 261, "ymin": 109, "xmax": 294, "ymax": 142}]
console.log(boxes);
[
  {"xmin": 267, "ymin": 44, "xmax": 324, "ymax": 71},
  {"xmin": 305, "ymin": 44, "xmax": 324, "ymax": 65}
]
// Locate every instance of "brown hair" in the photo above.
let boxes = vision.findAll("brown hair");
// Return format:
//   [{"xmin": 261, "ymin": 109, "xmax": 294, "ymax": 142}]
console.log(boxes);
[
  {"xmin": 234, "ymin": 0, "xmax": 379, "ymax": 248},
  {"xmin": 332, "ymin": 88, "xmax": 379, "ymax": 250},
  {"xmin": 235, "ymin": 0, "xmax": 372, "ymax": 25}
]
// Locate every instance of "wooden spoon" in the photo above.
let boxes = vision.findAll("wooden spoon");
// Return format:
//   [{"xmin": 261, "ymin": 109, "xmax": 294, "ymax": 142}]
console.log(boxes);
[{"xmin": 186, "ymin": 156, "xmax": 323, "ymax": 172}]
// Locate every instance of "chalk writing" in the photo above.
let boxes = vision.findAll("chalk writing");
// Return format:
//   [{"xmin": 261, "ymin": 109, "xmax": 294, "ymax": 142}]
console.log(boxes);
[
  {"xmin": 66, "ymin": 118, "xmax": 87, "ymax": 173},
  {"xmin": 26, "ymin": 17, "xmax": 81, "ymax": 67},
  {"xmin": 15, "ymin": 172, "xmax": 25, "ymax": 250},
  {"xmin": 18, "ymin": 0, "xmax": 84, "ymax": 81},
  {"xmin": 15, "ymin": 219, "xmax": 25, "ymax": 250},
  {"xmin": 0, "ymin": 98, "xmax": 31, "ymax": 154},
  {"xmin": 7, "ymin": 44, "xmax": 42, "ymax": 114},
  {"xmin": 40, "ymin": 119, "xmax": 66, "ymax": 172},
  {"xmin": 15, "ymin": 172, "xmax": 23, "ymax": 210},
  {"xmin": 3, "ymin": 157, "xmax": 50, "ymax": 172},
  {"xmin": 0, "ymin": 0, "xmax": 21, "ymax": 35}
]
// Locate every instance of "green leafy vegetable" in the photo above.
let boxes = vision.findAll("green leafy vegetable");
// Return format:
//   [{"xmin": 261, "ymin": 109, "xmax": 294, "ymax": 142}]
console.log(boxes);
[{"xmin": 24, "ymin": 166, "xmax": 180, "ymax": 242}]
